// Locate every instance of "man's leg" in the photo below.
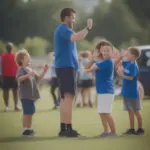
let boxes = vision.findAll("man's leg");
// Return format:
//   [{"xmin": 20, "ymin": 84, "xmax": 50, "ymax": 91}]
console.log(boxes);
[{"xmin": 60, "ymin": 93, "xmax": 74, "ymax": 130}]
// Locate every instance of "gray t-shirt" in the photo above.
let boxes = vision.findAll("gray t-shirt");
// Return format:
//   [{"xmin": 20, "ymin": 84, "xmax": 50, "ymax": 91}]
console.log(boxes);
[{"xmin": 16, "ymin": 67, "xmax": 40, "ymax": 100}]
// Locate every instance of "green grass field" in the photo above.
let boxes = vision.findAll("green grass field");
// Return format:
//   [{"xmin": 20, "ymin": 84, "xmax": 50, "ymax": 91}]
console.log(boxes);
[{"xmin": 0, "ymin": 88, "xmax": 150, "ymax": 150}]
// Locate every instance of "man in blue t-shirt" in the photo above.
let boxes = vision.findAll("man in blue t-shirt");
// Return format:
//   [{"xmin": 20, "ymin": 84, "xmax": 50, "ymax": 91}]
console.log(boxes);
[
  {"xmin": 117, "ymin": 47, "xmax": 144, "ymax": 135},
  {"xmin": 54, "ymin": 8, "xmax": 93, "ymax": 137}
]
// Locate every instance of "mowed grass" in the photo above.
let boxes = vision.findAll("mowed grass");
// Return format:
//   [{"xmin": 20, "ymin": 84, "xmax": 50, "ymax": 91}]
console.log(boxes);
[{"xmin": 0, "ymin": 87, "xmax": 150, "ymax": 150}]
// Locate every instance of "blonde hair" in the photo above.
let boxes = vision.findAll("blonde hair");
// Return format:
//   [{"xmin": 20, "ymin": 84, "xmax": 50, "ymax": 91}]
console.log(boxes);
[
  {"xmin": 128, "ymin": 47, "xmax": 141, "ymax": 59},
  {"xmin": 15, "ymin": 49, "xmax": 29, "ymax": 66}
]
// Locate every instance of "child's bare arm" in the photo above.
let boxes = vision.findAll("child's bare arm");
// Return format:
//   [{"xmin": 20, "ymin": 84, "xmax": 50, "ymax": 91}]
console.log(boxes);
[
  {"xmin": 84, "ymin": 59, "xmax": 94, "ymax": 69},
  {"xmin": 17, "ymin": 71, "xmax": 33, "ymax": 82},
  {"xmin": 85, "ymin": 64, "xmax": 98, "ymax": 72},
  {"xmin": 138, "ymin": 81, "xmax": 145, "ymax": 100},
  {"xmin": 35, "ymin": 64, "xmax": 49, "ymax": 81},
  {"xmin": 121, "ymin": 75, "xmax": 134, "ymax": 80}
]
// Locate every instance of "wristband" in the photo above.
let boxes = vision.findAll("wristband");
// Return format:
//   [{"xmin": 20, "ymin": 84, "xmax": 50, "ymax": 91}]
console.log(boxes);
[{"xmin": 85, "ymin": 27, "xmax": 90, "ymax": 32}]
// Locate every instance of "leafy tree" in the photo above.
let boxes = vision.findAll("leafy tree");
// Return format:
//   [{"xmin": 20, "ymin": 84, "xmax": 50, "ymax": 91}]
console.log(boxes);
[{"xmin": 19, "ymin": 37, "xmax": 50, "ymax": 56}]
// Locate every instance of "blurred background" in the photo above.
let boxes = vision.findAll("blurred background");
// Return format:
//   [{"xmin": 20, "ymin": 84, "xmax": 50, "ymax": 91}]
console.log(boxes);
[
  {"xmin": 1, "ymin": 0, "xmax": 150, "ymax": 55},
  {"xmin": 1, "ymin": 0, "xmax": 150, "ymax": 92}
]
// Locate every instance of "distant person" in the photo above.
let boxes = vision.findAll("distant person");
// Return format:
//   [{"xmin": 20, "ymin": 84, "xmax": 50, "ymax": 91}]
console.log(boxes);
[
  {"xmin": 117, "ymin": 47, "xmax": 144, "ymax": 135},
  {"xmin": 2, "ymin": 43, "xmax": 19, "ymax": 112},
  {"xmin": 49, "ymin": 52, "xmax": 60, "ymax": 109},
  {"xmin": 16, "ymin": 49, "xmax": 48, "ymax": 136},
  {"xmin": 0, "ymin": 53, "xmax": 2, "ymax": 88},
  {"xmin": 54, "ymin": 8, "xmax": 93, "ymax": 137},
  {"xmin": 78, "ymin": 51, "xmax": 93, "ymax": 107}
]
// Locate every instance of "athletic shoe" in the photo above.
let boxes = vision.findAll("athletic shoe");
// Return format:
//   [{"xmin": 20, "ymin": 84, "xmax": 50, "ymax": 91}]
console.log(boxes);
[
  {"xmin": 98, "ymin": 132, "xmax": 109, "ymax": 137},
  {"xmin": 30, "ymin": 130, "xmax": 36, "ymax": 135},
  {"xmin": 123, "ymin": 129, "xmax": 136, "ymax": 135},
  {"xmin": 22, "ymin": 130, "xmax": 34, "ymax": 137},
  {"xmin": 136, "ymin": 128, "xmax": 145, "ymax": 135},
  {"xmin": 4, "ymin": 107, "xmax": 9, "ymax": 112},
  {"xmin": 107, "ymin": 132, "xmax": 118, "ymax": 137},
  {"xmin": 15, "ymin": 107, "xmax": 21, "ymax": 111},
  {"xmin": 58, "ymin": 131, "xmax": 67, "ymax": 137},
  {"xmin": 76, "ymin": 104, "xmax": 81, "ymax": 108},
  {"xmin": 66, "ymin": 130, "xmax": 85, "ymax": 138}
]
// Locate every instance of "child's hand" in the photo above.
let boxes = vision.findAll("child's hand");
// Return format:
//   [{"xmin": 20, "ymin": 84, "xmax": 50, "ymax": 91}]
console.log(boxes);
[
  {"xmin": 44, "ymin": 64, "xmax": 49, "ymax": 72},
  {"xmin": 84, "ymin": 68, "xmax": 91, "ymax": 72},
  {"xmin": 117, "ymin": 66, "xmax": 124, "ymax": 77}
]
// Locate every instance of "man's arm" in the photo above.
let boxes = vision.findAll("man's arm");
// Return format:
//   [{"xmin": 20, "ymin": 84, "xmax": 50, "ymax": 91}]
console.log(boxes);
[
  {"xmin": 71, "ymin": 19, "xmax": 93, "ymax": 41},
  {"xmin": 71, "ymin": 28, "xmax": 89, "ymax": 41}
]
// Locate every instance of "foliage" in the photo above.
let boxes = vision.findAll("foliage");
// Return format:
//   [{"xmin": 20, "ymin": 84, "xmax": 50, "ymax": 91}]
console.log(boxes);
[{"xmin": 18, "ymin": 37, "xmax": 50, "ymax": 56}]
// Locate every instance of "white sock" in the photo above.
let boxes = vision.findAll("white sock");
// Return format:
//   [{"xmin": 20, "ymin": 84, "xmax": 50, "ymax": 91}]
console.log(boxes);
[{"xmin": 24, "ymin": 128, "xmax": 28, "ymax": 131}]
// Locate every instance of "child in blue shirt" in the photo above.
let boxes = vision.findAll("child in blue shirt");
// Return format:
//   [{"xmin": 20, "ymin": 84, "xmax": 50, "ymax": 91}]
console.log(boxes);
[
  {"xmin": 117, "ymin": 47, "xmax": 144, "ymax": 135},
  {"xmin": 85, "ymin": 40, "xmax": 116, "ymax": 137}
]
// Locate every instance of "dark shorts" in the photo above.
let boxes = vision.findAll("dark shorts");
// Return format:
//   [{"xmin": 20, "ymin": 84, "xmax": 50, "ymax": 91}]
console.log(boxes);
[
  {"xmin": 21, "ymin": 99, "xmax": 35, "ymax": 115},
  {"xmin": 123, "ymin": 97, "xmax": 141, "ymax": 111},
  {"xmin": 77, "ymin": 79, "xmax": 93, "ymax": 88},
  {"xmin": 50, "ymin": 77, "xmax": 59, "ymax": 88},
  {"xmin": 55, "ymin": 67, "xmax": 77, "ymax": 99},
  {"xmin": 2, "ymin": 76, "xmax": 18, "ymax": 90}
]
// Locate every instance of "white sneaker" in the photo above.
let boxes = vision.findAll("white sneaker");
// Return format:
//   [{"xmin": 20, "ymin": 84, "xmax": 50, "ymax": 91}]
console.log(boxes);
[{"xmin": 4, "ymin": 107, "xmax": 9, "ymax": 112}]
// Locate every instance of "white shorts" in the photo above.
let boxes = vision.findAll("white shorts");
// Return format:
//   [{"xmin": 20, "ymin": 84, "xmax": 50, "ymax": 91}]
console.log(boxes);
[{"xmin": 98, "ymin": 94, "xmax": 114, "ymax": 113}]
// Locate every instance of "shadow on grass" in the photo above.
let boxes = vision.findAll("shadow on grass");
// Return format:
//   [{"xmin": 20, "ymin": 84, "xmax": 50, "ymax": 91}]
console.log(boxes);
[
  {"xmin": 0, "ymin": 109, "xmax": 59, "ymax": 114},
  {"xmin": 0, "ymin": 136, "xmax": 63, "ymax": 143},
  {"xmin": 0, "ymin": 110, "xmax": 21, "ymax": 114},
  {"xmin": 0, "ymin": 134, "xmax": 148, "ymax": 143}
]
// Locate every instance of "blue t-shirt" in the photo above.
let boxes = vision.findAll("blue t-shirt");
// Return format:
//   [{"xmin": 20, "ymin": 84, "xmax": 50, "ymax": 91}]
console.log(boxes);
[
  {"xmin": 121, "ymin": 60, "xmax": 139, "ymax": 99},
  {"xmin": 54, "ymin": 24, "xmax": 78, "ymax": 69},
  {"xmin": 95, "ymin": 59, "xmax": 114, "ymax": 94}
]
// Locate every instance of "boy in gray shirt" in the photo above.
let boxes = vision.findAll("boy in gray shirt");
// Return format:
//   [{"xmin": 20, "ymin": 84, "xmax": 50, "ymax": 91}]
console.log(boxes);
[{"xmin": 16, "ymin": 49, "xmax": 48, "ymax": 136}]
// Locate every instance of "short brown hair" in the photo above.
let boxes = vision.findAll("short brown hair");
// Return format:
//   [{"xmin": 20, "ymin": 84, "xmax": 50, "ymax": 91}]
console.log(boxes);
[
  {"xmin": 60, "ymin": 8, "xmax": 76, "ymax": 22},
  {"xmin": 96, "ymin": 40, "xmax": 113, "ymax": 50},
  {"xmin": 128, "ymin": 47, "xmax": 141, "ymax": 59},
  {"xmin": 81, "ymin": 51, "xmax": 89, "ymax": 58},
  {"xmin": 15, "ymin": 49, "xmax": 29, "ymax": 66}
]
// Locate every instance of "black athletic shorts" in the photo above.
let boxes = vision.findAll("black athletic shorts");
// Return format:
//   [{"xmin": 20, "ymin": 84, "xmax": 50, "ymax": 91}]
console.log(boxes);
[
  {"xmin": 2, "ymin": 76, "xmax": 18, "ymax": 90},
  {"xmin": 55, "ymin": 67, "xmax": 77, "ymax": 99},
  {"xmin": 77, "ymin": 79, "xmax": 93, "ymax": 88}
]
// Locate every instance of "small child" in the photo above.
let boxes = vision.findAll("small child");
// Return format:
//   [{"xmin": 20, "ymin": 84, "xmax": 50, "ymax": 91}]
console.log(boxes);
[
  {"xmin": 15, "ymin": 49, "xmax": 48, "ymax": 136},
  {"xmin": 117, "ymin": 47, "xmax": 144, "ymax": 135},
  {"xmin": 85, "ymin": 40, "xmax": 116, "ymax": 137}
]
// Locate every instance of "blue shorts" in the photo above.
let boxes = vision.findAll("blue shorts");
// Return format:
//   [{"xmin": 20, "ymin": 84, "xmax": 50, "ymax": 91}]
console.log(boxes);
[{"xmin": 21, "ymin": 99, "xmax": 35, "ymax": 115}]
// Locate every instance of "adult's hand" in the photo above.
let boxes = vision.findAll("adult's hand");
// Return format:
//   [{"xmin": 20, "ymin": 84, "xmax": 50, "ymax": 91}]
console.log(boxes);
[{"xmin": 87, "ymin": 19, "xmax": 93, "ymax": 29}]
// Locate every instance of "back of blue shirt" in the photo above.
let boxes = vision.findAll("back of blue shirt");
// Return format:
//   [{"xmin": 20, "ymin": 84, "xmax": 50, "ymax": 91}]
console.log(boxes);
[
  {"xmin": 121, "ymin": 61, "xmax": 139, "ymax": 99},
  {"xmin": 95, "ymin": 59, "xmax": 114, "ymax": 94},
  {"xmin": 54, "ymin": 24, "xmax": 78, "ymax": 69}
]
